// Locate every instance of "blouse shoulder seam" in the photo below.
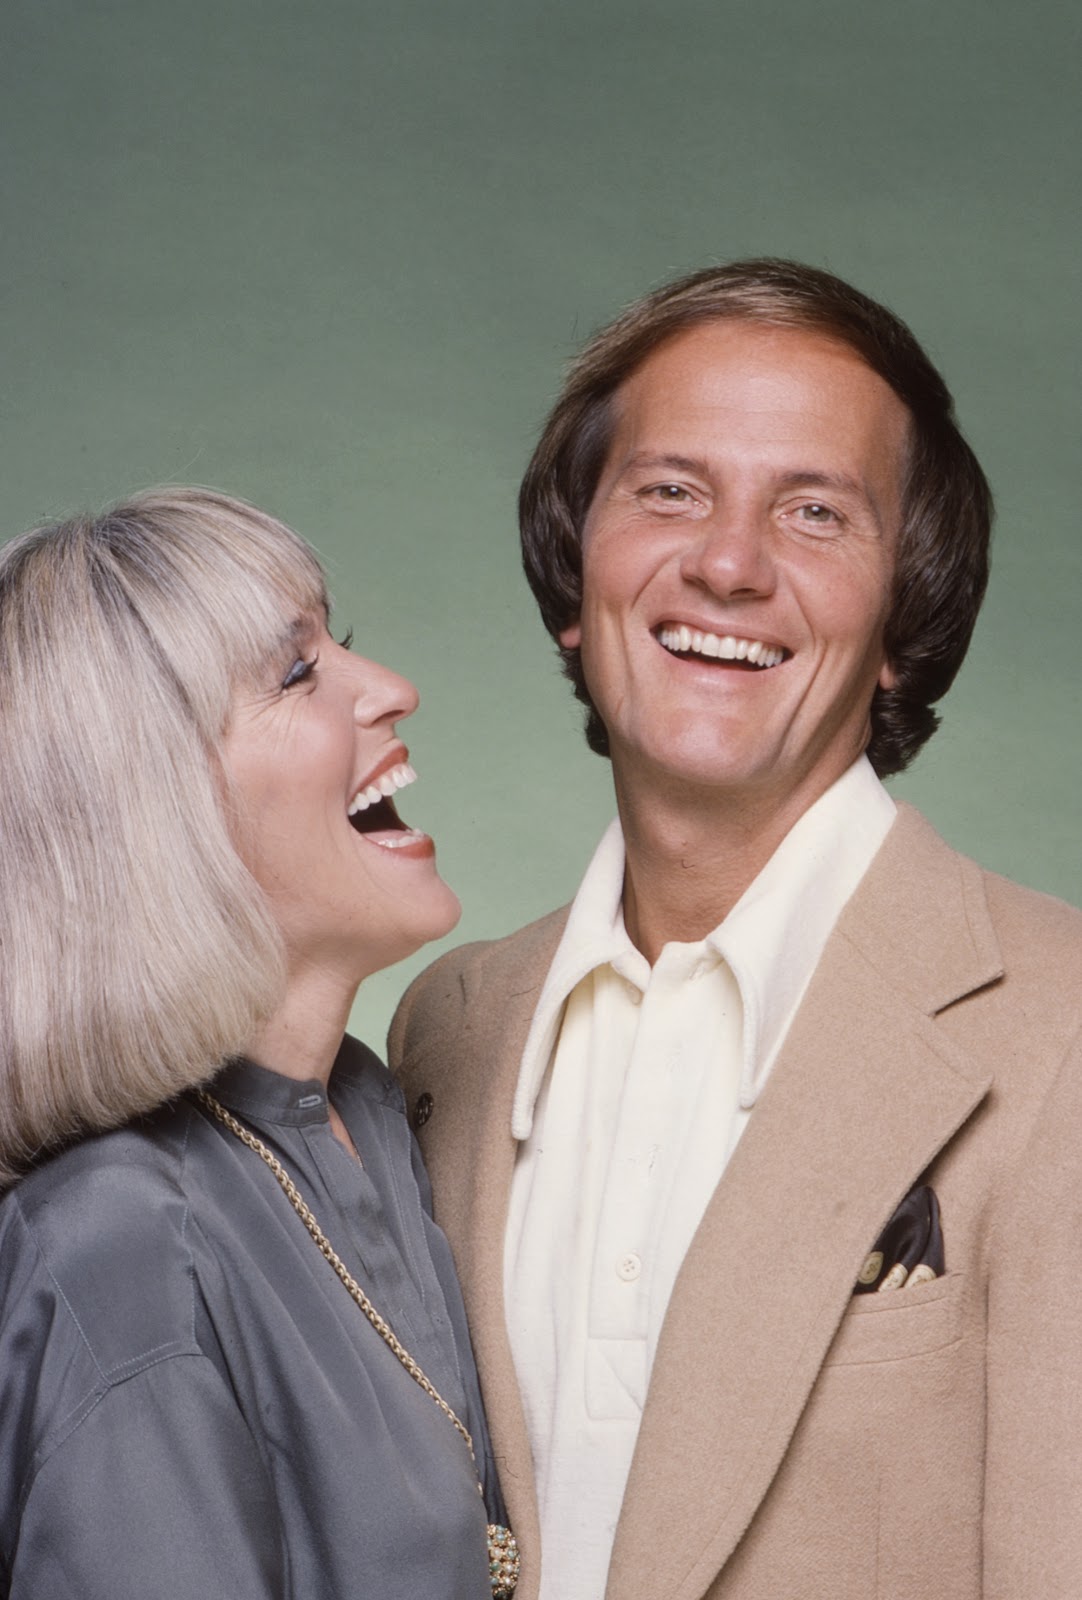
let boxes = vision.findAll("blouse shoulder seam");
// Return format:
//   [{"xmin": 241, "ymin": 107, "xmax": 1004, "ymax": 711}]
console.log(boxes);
[
  {"xmin": 13, "ymin": 1348, "xmax": 215, "ymax": 1528},
  {"xmin": 8, "ymin": 1193, "xmax": 108, "ymax": 1385}
]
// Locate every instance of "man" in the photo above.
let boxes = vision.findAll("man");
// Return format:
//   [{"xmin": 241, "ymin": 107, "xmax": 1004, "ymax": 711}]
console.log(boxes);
[{"xmin": 390, "ymin": 260, "xmax": 1082, "ymax": 1599}]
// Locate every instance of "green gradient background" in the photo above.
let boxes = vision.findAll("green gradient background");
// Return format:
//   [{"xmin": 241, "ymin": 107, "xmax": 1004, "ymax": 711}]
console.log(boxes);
[{"xmin": 3, "ymin": 1, "xmax": 1079, "ymax": 1046}]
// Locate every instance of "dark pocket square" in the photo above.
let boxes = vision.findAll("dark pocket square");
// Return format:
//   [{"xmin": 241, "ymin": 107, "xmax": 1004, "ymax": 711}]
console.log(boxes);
[{"xmin": 853, "ymin": 1184, "xmax": 945, "ymax": 1294}]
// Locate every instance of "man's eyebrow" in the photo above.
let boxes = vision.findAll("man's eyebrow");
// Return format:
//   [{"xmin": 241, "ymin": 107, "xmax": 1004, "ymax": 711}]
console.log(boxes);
[
  {"xmin": 619, "ymin": 458, "xmax": 871, "ymax": 494},
  {"xmin": 617, "ymin": 451, "xmax": 714, "ymax": 478},
  {"xmin": 773, "ymin": 469, "xmax": 866, "ymax": 496}
]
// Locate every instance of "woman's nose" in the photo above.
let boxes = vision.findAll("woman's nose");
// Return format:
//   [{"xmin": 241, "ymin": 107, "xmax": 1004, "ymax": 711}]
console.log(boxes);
[{"xmin": 350, "ymin": 657, "xmax": 420, "ymax": 725}]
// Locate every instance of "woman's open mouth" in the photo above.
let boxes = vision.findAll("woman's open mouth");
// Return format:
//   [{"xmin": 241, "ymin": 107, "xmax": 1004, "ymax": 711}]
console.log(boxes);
[{"xmin": 347, "ymin": 761, "xmax": 433, "ymax": 853}]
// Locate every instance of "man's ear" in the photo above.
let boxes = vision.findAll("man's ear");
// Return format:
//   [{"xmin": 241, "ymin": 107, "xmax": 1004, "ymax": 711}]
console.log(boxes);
[
  {"xmin": 558, "ymin": 619, "xmax": 582, "ymax": 649},
  {"xmin": 878, "ymin": 656, "xmax": 897, "ymax": 691}
]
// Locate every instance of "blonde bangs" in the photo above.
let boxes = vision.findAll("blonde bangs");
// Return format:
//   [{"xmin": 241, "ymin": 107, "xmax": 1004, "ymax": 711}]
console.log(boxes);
[{"xmin": 105, "ymin": 488, "xmax": 330, "ymax": 736}]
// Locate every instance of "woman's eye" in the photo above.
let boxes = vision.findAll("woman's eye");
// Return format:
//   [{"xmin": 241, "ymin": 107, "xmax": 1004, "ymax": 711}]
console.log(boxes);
[{"xmin": 282, "ymin": 655, "xmax": 317, "ymax": 690}]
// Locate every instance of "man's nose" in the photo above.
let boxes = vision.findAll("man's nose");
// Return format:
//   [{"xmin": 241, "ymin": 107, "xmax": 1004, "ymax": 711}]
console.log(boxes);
[{"xmin": 678, "ymin": 507, "xmax": 777, "ymax": 599}]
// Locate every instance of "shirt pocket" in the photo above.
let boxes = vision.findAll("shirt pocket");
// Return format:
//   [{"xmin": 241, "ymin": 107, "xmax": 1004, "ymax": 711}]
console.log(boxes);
[{"xmin": 822, "ymin": 1271, "xmax": 966, "ymax": 1366}]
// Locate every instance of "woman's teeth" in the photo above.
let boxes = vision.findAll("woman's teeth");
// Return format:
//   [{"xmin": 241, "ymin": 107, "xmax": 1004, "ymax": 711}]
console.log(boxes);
[
  {"xmin": 658, "ymin": 626, "xmax": 785, "ymax": 668},
  {"xmin": 348, "ymin": 761, "xmax": 417, "ymax": 817}
]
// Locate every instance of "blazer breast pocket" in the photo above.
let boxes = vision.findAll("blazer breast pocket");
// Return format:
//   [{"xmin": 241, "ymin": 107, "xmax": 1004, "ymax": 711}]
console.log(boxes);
[{"xmin": 823, "ymin": 1271, "xmax": 966, "ymax": 1367}]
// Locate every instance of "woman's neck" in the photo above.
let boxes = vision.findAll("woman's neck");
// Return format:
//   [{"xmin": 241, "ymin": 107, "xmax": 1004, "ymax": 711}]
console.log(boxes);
[{"xmin": 244, "ymin": 963, "xmax": 361, "ymax": 1158}]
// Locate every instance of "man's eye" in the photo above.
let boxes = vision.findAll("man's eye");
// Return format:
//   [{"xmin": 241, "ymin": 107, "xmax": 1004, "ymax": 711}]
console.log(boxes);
[
  {"xmin": 643, "ymin": 483, "xmax": 693, "ymax": 505},
  {"xmin": 282, "ymin": 655, "xmax": 317, "ymax": 689},
  {"xmin": 799, "ymin": 502, "xmax": 838, "ymax": 523}
]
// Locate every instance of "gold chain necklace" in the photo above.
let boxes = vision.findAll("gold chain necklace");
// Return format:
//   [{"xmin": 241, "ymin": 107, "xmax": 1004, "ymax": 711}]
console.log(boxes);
[{"xmin": 195, "ymin": 1089, "xmax": 519, "ymax": 1599}]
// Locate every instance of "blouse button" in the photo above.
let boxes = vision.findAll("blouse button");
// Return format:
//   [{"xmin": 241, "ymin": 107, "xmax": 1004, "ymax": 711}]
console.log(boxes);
[{"xmin": 413, "ymin": 1092, "xmax": 434, "ymax": 1129}]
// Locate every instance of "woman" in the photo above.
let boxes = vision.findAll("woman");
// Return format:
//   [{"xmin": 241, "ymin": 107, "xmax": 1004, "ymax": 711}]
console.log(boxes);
[{"xmin": 0, "ymin": 489, "xmax": 518, "ymax": 1599}]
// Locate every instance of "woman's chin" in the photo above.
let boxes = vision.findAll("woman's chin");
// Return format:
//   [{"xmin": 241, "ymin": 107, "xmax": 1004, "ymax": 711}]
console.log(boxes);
[
  {"xmin": 424, "ymin": 879, "xmax": 463, "ymax": 944},
  {"xmin": 354, "ymin": 879, "xmax": 463, "ymax": 982}
]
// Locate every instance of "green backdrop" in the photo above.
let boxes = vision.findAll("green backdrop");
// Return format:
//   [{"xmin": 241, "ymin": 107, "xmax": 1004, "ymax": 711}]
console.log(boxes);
[{"xmin": 3, "ymin": 0, "xmax": 1079, "ymax": 1046}]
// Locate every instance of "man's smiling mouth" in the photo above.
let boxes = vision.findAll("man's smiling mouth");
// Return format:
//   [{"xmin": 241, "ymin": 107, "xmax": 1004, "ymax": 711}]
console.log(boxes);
[{"xmin": 657, "ymin": 626, "xmax": 788, "ymax": 669}]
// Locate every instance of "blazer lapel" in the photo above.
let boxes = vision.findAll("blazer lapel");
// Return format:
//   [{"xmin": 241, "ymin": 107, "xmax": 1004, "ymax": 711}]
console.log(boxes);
[
  {"xmin": 398, "ymin": 912, "xmax": 567, "ymax": 1588},
  {"xmin": 607, "ymin": 806, "xmax": 1002, "ymax": 1600}
]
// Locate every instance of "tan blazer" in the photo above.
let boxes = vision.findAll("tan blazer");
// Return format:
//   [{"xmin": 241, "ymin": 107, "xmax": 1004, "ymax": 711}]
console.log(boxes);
[{"xmin": 390, "ymin": 806, "xmax": 1082, "ymax": 1600}]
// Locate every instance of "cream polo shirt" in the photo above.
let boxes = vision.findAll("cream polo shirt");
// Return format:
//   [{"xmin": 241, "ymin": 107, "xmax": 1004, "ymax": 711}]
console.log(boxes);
[{"xmin": 503, "ymin": 757, "xmax": 896, "ymax": 1600}]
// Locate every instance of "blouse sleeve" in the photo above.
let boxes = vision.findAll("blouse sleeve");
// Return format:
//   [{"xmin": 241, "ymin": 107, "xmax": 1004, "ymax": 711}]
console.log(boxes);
[{"xmin": 9, "ymin": 1355, "xmax": 287, "ymax": 1600}]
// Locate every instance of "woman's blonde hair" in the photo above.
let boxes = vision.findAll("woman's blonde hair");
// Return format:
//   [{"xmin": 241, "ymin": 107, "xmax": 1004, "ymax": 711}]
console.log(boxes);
[{"xmin": 0, "ymin": 487, "xmax": 329, "ymax": 1185}]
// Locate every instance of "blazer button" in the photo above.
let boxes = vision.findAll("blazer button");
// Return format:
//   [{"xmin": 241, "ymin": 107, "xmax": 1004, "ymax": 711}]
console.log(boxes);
[{"xmin": 413, "ymin": 1092, "xmax": 434, "ymax": 1129}]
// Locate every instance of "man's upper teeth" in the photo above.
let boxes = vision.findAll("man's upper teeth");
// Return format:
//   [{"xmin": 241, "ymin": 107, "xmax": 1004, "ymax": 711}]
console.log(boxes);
[
  {"xmin": 348, "ymin": 761, "xmax": 417, "ymax": 815},
  {"xmin": 659, "ymin": 626, "xmax": 784, "ymax": 668}
]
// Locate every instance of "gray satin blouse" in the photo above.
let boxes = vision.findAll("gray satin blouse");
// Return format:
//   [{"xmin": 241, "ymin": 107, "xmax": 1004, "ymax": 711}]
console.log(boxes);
[{"xmin": 0, "ymin": 1038, "xmax": 503, "ymax": 1599}]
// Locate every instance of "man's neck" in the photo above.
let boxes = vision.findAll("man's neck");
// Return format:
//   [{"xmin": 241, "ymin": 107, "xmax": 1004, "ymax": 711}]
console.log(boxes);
[{"xmin": 615, "ymin": 772, "xmax": 835, "ymax": 964}]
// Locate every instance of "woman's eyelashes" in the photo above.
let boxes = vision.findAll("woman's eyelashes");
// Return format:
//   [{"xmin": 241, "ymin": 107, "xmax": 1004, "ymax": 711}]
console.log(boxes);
[
  {"xmin": 280, "ymin": 625, "xmax": 353, "ymax": 691},
  {"xmin": 282, "ymin": 654, "xmax": 318, "ymax": 690}
]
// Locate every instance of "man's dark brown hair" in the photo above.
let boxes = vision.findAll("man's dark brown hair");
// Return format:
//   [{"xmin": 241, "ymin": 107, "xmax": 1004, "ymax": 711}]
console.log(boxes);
[{"xmin": 519, "ymin": 258, "xmax": 992, "ymax": 778}]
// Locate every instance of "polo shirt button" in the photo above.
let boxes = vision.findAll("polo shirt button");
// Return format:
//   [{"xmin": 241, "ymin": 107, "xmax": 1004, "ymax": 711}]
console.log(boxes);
[
  {"xmin": 616, "ymin": 1252, "xmax": 642, "ymax": 1282},
  {"xmin": 412, "ymin": 1092, "xmax": 434, "ymax": 1129}
]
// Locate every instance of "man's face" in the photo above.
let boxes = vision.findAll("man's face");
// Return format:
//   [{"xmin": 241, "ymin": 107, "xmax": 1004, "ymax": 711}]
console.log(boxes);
[{"xmin": 560, "ymin": 319, "xmax": 911, "ymax": 818}]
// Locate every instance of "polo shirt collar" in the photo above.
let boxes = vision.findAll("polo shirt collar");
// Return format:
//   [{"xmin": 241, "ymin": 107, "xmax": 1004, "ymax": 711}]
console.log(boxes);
[{"xmin": 510, "ymin": 756, "xmax": 895, "ymax": 1139}]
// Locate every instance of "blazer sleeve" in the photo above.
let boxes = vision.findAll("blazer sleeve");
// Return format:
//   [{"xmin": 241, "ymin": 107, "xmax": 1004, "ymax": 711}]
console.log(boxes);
[
  {"xmin": 386, "ymin": 970, "xmax": 418, "ymax": 1076},
  {"xmin": 387, "ymin": 945, "xmax": 470, "ymax": 1086},
  {"xmin": 983, "ymin": 1023, "xmax": 1082, "ymax": 1598}
]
